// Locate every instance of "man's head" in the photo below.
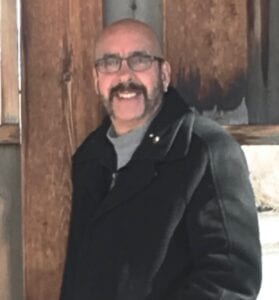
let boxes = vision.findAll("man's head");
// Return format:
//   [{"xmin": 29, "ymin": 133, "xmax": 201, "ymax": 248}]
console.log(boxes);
[{"xmin": 93, "ymin": 19, "xmax": 171, "ymax": 135}]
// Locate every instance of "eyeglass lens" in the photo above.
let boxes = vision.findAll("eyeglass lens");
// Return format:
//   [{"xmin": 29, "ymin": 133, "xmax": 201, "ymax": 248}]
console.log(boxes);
[{"xmin": 96, "ymin": 54, "xmax": 159, "ymax": 73}]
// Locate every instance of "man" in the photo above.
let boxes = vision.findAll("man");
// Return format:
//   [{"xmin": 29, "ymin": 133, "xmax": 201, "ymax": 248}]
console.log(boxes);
[{"xmin": 60, "ymin": 19, "xmax": 261, "ymax": 299}]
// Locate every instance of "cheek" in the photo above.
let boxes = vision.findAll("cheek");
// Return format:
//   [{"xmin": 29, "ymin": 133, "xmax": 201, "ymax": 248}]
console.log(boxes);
[
  {"xmin": 97, "ymin": 76, "xmax": 114, "ymax": 97},
  {"xmin": 137, "ymin": 72, "xmax": 159, "ymax": 92}
]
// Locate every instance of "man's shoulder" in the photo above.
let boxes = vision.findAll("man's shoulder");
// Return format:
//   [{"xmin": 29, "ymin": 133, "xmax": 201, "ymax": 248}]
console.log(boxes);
[
  {"xmin": 72, "ymin": 119, "xmax": 110, "ymax": 162},
  {"xmin": 191, "ymin": 115, "xmax": 241, "ymax": 155},
  {"xmin": 190, "ymin": 115, "xmax": 250, "ymax": 190}
]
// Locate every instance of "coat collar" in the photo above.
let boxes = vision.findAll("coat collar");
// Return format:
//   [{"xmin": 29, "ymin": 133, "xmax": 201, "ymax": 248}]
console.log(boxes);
[
  {"xmin": 74, "ymin": 88, "xmax": 195, "ymax": 223},
  {"xmin": 73, "ymin": 87, "xmax": 195, "ymax": 167},
  {"xmin": 132, "ymin": 87, "xmax": 194, "ymax": 162}
]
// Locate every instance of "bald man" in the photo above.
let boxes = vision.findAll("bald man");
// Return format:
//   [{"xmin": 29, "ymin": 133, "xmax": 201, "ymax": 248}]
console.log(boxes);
[{"xmin": 60, "ymin": 19, "xmax": 261, "ymax": 300}]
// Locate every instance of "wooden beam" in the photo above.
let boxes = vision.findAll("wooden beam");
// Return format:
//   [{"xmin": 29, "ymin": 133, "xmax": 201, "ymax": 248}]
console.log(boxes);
[
  {"xmin": 225, "ymin": 125, "xmax": 279, "ymax": 145},
  {"xmin": 246, "ymin": 0, "xmax": 267, "ymax": 123},
  {"xmin": 0, "ymin": 125, "xmax": 20, "ymax": 144},
  {"xmin": 0, "ymin": 0, "xmax": 19, "ymax": 124},
  {"xmin": 21, "ymin": 1, "xmax": 103, "ymax": 299}
]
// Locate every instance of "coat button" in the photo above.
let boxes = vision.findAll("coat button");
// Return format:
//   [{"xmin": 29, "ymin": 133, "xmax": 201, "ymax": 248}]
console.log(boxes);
[
  {"xmin": 149, "ymin": 133, "xmax": 160, "ymax": 144},
  {"xmin": 153, "ymin": 136, "xmax": 160, "ymax": 144}
]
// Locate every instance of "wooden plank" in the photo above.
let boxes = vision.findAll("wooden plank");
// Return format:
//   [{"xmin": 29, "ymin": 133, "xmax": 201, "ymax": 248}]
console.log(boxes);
[
  {"xmin": 247, "ymin": 0, "xmax": 279, "ymax": 124},
  {"xmin": 225, "ymin": 125, "xmax": 279, "ymax": 145},
  {"xmin": 246, "ymin": 0, "xmax": 268, "ymax": 123},
  {"xmin": 266, "ymin": 0, "xmax": 279, "ymax": 123},
  {"xmin": 1, "ymin": 0, "xmax": 19, "ymax": 124},
  {"xmin": 0, "ymin": 125, "xmax": 19, "ymax": 144},
  {"xmin": 21, "ymin": 0, "xmax": 103, "ymax": 299},
  {"xmin": 164, "ymin": 0, "xmax": 248, "ymax": 118}
]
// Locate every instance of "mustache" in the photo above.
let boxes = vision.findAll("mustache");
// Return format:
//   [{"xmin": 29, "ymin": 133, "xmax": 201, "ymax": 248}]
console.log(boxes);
[{"xmin": 109, "ymin": 82, "xmax": 147, "ymax": 100}]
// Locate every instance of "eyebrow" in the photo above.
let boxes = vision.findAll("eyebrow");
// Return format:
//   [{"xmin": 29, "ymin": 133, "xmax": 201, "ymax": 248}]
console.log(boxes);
[
  {"xmin": 100, "ymin": 53, "xmax": 120, "ymax": 60},
  {"xmin": 129, "ymin": 51, "xmax": 149, "ymax": 56}
]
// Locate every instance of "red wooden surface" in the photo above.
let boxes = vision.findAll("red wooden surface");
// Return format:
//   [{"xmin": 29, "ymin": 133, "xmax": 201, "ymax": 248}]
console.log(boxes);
[{"xmin": 21, "ymin": 1, "xmax": 103, "ymax": 299}]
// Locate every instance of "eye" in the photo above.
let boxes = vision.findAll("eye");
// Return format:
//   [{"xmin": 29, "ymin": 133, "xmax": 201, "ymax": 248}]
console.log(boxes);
[
  {"xmin": 105, "ymin": 56, "xmax": 120, "ymax": 67},
  {"xmin": 130, "ymin": 54, "xmax": 150, "ymax": 66}
]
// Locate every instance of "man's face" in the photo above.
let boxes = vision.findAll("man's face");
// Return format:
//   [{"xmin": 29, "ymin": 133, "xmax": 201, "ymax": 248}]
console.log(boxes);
[{"xmin": 94, "ymin": 26, "xmax": 170, "ymax": 133}]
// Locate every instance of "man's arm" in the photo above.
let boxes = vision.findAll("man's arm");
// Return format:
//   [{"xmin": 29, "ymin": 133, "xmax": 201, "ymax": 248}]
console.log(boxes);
[{"xmin": 169, "ymin": 131, "xmax": 262, "ymax": 299}]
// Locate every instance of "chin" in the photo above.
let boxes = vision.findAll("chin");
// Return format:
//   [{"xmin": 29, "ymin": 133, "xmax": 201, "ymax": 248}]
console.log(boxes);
[
  {"xmin": 114, "ymin": 115, "xmax": 144, "ymax": 123},
  {"xmin": 113, "ymin": 110, "xmax": 146, "ymax": 121},
  {"xmin": 113, "ymin": 112, "xmax": 148, "ymax": 124}
]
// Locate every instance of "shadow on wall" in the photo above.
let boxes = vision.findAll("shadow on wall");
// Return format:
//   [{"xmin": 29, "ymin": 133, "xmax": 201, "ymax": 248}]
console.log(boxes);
[{"xmin": 174, "ymin": 66, "xmax": 249, "ymax": 125}]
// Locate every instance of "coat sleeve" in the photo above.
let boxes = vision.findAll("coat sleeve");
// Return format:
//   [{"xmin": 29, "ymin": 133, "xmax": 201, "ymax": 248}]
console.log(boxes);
[{"xmin": 168, "ymin": 131, "xmax": 262, "ymax": 299}]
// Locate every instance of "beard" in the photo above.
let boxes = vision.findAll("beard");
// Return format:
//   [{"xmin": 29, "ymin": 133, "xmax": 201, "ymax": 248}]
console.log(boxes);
[{"xmin": 99, "ymin": 73, "xmax": 165, "ymax": 122}]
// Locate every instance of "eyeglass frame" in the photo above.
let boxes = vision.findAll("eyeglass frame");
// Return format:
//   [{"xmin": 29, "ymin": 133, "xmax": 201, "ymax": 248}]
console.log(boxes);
[{"xmin": 94, "ymin": 52, "xmax": 165, "ymax": 74}]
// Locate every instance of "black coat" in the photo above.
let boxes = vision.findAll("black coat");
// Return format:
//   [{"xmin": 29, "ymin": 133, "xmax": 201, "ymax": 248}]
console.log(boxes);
[{"xmin": 60, "ymin": 88, "xmax": 261, "ymax": 300}]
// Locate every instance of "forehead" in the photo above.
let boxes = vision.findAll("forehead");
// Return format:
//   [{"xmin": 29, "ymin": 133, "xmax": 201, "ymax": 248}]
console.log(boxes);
[{"xmin": 95, "ymin": 26, "xmax": 158, "ymax": 58}]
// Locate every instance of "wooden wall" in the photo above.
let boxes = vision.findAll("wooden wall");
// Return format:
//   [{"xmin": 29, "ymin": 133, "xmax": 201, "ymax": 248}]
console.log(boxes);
[
  {"xmin": 164, "ymin": 0, "xmax": 247, "ymax": 113},
  {"xmin": 21, "ymin": 0, "xmax": 103, "ymax": 299},
  {"xmin": 0, "ymin": 1, "xmax": 22, "ymax": 300},
  {"xmin": 0, "ymin": 0, "xmax": 19, "ymax": 124},
  {"xmin": 20, "ymin": 0, "xmax": 279, "ymax": 299},
  {"xmin": 0, "ymin": 0, "xmax": 19, "ymax": 143},
  {"xmin": 164, "ymin": 0, "xmax": 279, "ymax": 141},
  {"xmin": 246, "ymin": 0, "xmax": 279, "ymax": 124}
]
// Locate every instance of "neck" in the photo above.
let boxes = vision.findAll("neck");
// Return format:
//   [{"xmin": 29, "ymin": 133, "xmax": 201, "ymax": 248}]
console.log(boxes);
[{"xmin": 111, "ymin": 117, "xmax": 150, "ymax": 136}]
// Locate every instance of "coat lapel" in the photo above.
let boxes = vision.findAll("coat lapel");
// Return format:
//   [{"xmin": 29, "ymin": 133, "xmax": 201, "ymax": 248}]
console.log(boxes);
[
  {"xmin": 91, "ymin": 161, "xmax": 157, "ymax": 223},
  {"xmin": 76, "ymin": 87, "xmax": 195, "ymax": 224}
]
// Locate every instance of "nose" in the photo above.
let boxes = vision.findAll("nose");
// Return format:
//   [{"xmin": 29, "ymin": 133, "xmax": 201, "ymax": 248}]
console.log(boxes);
[{"xmin": 117, "ymin": 59, "xmax": 135, "ymax": 81}]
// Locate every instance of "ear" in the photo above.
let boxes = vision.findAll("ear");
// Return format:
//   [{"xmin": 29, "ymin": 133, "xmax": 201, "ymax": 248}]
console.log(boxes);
[
  {"xmin": 92, "ymin": 68, "xmax": 100, "ymax": 95},
  {"xmin": 160, "ymin": 60, "xmax": 171, "ymax": 92}
]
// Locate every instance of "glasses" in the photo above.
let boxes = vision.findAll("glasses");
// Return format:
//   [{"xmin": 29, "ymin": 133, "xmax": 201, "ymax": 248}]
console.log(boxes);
[{"xmin": 95, "ymin": 53, "xmax": 164, "ymax": 74}]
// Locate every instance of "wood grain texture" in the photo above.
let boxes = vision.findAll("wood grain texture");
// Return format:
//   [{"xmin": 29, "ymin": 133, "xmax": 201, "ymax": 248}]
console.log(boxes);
[
  {"xmin": 266, "ymin": 0, "xmax": 279, "ymax": 123},
  {"xmin": 164, "ymin": 0, "xmax": 247, "ymax": 112},
  {"xmin": 225, "ymin": 125, "xmax": 279, "ymax": 145},
  {"xmin": 246, "ymin": 0, "xmax": 268, "ymax": 123},
  {"xmin": 1, "ymin": 0, "xmax": 19, "ymax": 124},
  {"xmin": 246, "ymin": 0, "xmax": 279, "ymax": 124},
  {"xmin": 21, "ymin": 0, "xmax": 103, "ymax": 299}
]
